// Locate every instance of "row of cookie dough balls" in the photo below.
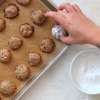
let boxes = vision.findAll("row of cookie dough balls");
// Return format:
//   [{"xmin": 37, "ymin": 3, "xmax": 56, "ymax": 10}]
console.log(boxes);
[
  {"xmin": 0, "ymin": 5, "xmax": 47, "ymax": 32},
  {"xmin": 0, "ymin": 37, "xmax": 55, "ymax": 63},
  {"xmin": 0, "ymin": 0, "xmax": 47, "ymax": 32},
  {"xmin": 1, "ymin": 3, "xmax": 47, "ymax": 25},
  {"xmin": 0, "ymin": 0, "xmax": 31, "ymax": 98},
  {"xmin": 1, "ymin": 0, "xmax": 41, "ymax": 20},
  {"xmin": 0, "ymin": 30, "xmax": 55, "ymax": 97},
  {"xmin": 0, "ymin": 38, "xmax": 55, "ymax": 97},
  {"xmin": 0, "ymin": 64, "xmax": 31, "ymax": 97},
  {"xmin": 0, "ymin": 3, "xmax": 56, "ymax": 64},
  {"xmin": 0, "ymin": 1, "xmax": 56, "ymax": 98}
]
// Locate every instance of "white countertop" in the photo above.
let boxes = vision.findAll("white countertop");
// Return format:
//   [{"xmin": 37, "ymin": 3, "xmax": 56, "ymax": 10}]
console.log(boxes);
[{"xmin": 20, "ymin": 0, "xmax": 100, "ymax": 100}]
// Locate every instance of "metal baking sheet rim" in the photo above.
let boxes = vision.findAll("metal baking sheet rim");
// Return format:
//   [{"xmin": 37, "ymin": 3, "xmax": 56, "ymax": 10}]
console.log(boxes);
[
  {"xmin": 15, "ymin": 46, "xmax": 68, "ymax": 100},
  {"xmin": 13, "ymin": 0, "xmax": 69, "ymax": 99}
]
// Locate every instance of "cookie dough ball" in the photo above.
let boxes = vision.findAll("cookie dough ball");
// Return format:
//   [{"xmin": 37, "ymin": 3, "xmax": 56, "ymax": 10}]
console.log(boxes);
[
  {"xmin": 8, "ymin": 37, "xmax": 23, "ymax": 50},
  {"xmin": 28, "ymin": 52, "xmax": 41, "ymax": 66},
  {"xmin": 31, "ymin": 10, "xmax": 47, "ymax": 26},
  {"xmin": 15, "ymin": 64, "xmax": 30, "ymax": 80},
  {"xmin": 52, "ymin": 25, "xmax": 68, "ymax": 40},
  {"xmin": 0, "ymin": 0, "xmax": 5, "ymax": 5},
  {"xmin": 0, "ymin": 18, "xmax": 6, "ymax": 32},
  {"xmin": 0, "ymin": 80, "xmax": 16, "ymax": 96},
  {"xmin": 40, "ymin": 38, "xmax": 55, "ymax": 53},
  {"xmin": 16, "ymin": 0, "xmax": 31, "ymax": 6},
  {"xmin": 19, "ymin": 23, "xmax": 34, "ymax": 38},
  {"xmin": 0, "ymin": 49, "xmax": 12, "ymax": 63},
  {"xmin": 4, "ymin": 4, "xmax": 19, "ymax": 19}
]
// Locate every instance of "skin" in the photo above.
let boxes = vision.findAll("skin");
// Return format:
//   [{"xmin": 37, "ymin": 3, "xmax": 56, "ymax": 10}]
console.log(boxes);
[{"xmin": 45, "ymin": 3, "xmax": 100, "ymax": 45}]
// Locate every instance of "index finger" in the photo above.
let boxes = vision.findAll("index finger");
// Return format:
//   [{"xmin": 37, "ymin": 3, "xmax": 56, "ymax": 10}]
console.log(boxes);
[
  {"xmin": 45, "ymin": 11, "xmax": 66, "ymax": 25},
  {"xmin": 58, "ymin": 3, "xmax": 70, "ymax": 10}
]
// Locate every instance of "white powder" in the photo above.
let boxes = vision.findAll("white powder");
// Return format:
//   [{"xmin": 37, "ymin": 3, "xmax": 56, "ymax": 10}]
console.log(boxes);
[{"xmin": 78, "ymin": 65, "xmax": 100, "ymax": 93}]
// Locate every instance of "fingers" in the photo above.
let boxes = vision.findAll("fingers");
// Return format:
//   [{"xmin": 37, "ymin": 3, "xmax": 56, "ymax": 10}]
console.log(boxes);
[
  {"xmin": 58, "ymin": 3, "xmax": 75, "ymax": 12},
  {"xmin": 58, "ymin": 10, "xmax": 67, "ymax": 18},
  {"xmin": 45, "ymin": 11, "xmax": 62, "ymax": 22},
  {"xmin": 45, "ymin": 11, "xmax": 67, "ymax": 27},
  {"xmin": 72, "ymin": 4, "xmax": 82, "ymax": 12},
  {"xmin": 58, "ymin": 3, "xmax": 82, "ymax": 13},
  {"xmin": 58, "ymin": 3, "xmax": 71, "ymax": 10},
  {"xmin": 60, "ymin": 36, "xmax": 76, "ymax": 44},
  {"xmin": 58, "ymin": 3, "xmax": 70, "ymax": 10}
]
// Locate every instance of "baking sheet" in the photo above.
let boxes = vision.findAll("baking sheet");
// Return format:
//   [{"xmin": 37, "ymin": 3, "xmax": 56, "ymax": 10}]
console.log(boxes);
[{"xmin": 0, "ymin": 0, "xmax": 68, "ymax": 100}]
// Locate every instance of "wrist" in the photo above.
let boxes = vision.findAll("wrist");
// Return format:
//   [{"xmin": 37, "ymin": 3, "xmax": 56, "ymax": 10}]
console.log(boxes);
[{"xmin": 89, "ymin": 27, "xmax": 100, "ymax": 45}]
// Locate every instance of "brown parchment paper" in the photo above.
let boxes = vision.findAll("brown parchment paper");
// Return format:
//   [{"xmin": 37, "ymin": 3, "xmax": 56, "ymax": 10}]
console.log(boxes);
[{"xmin": 0, "ymin": 0, "xmax": 66, "ymax": 100}]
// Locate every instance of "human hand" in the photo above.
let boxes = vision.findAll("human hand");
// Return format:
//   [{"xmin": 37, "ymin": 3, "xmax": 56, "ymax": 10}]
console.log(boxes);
[{"xmin": 45, "ymin": 3, "xmax": 100, "ymax": 45}]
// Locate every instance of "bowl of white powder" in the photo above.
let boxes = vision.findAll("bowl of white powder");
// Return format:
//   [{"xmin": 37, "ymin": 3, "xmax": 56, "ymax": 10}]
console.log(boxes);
[{"xmin": 70, "ymin": 48, "xmax": 100, "ymax": 95}]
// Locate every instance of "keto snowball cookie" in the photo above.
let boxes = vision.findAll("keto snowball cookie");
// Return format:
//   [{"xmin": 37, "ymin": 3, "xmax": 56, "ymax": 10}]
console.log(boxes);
[
  {"xmin": 15, "ymin": 64, "xmax": 30, "ymax": 81},
  {"xmin": 8, "ymin": 36, "xmax": 23, "ymax": 50},
  {"xmin": 0, "ymin": 80, "xmax": 16, "ymax": 96},
  {"xmin": 4, "ymin": 4, "xmax": 19, "ymax": 19},
  {"xmin": 52, "ymin": 25, "xmax": 68, "ymax": 40},
  {"xmin": 31, "ymin": 10, "xmax": 47, "ymax": 26},
  {"xmin": 0, "ymin": 18, "xmax": 6, "ymax": 32},
  {"xmin": 19, "ymin": 23, "xmax": 34, "ymax": 38},
  {"xmin": 0, "ymin": 49, "xmax": 12, "ymax": 63},
  {"xmin": 28, "ymin": 52, "xmax": 41, "ymax": 66},
  {"xmin": 16, "ymin": 0, "xmax": 31, "ymax": 6},
  {"xmin": 40, "ymin": 38, "xmax": 55, "ymax": 53}
]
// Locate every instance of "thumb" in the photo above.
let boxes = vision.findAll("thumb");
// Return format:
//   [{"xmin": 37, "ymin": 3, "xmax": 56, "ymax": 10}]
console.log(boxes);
[{"xmin": 60, "ymin": 36, "xmax": 76, "ymax": 44}]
